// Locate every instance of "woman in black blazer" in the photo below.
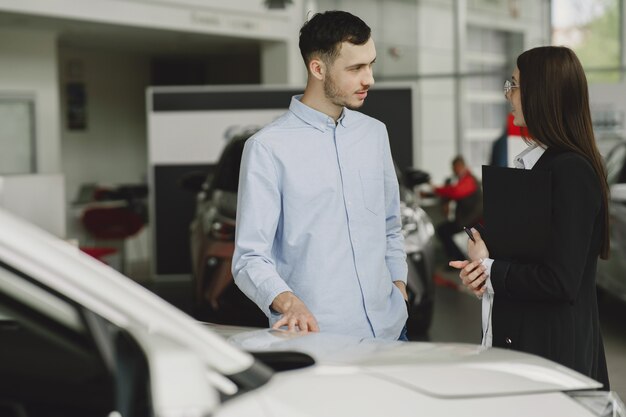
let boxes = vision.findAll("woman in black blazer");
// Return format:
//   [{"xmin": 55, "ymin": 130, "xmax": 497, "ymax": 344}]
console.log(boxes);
[{"xmin": 451, "ymin": 46, "xmax": 610, "ymax": 389}]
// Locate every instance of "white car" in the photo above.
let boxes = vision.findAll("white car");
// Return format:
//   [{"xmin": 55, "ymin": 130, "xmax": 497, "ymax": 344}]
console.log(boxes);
[{"xmin": 0, "ymin": 209, "xmax": 623, "ymax": 417}]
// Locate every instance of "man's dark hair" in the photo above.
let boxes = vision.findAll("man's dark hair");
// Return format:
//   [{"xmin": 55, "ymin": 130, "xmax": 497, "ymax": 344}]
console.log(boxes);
[{"xmin": 299, "ymin": 10, "xmax": 371, "ymax": 66}]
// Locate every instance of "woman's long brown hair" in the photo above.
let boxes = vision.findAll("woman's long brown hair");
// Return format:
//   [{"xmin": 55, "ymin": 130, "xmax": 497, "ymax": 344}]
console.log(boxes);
[{"xmin": 517, "ymin": 46, "xmax": 610, "ymax": 259}]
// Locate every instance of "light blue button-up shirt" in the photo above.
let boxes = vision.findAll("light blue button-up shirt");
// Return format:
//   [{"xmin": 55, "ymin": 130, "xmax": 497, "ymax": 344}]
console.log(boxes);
[{"xmin": 232, "ymin": 95, "xmax": 408, "ymax": 340}]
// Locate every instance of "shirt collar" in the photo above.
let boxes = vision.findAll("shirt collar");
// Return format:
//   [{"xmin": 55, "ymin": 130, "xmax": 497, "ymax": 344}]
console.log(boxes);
[
  {"xmin": 513, "ymin": 142, "xmax": 547, "ymax": 169},
  {"xmin": 289, "ymin": 95, "xmax": 351, "ymax": 131}
]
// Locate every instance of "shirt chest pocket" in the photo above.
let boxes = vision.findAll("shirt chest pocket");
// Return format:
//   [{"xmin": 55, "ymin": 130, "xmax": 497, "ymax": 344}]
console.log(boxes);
[{"xmin": 359, "ymin": 169, "xmax": 384, "ymax": 215}]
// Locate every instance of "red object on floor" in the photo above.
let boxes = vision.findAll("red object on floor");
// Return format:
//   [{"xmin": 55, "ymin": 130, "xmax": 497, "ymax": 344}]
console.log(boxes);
[
  {"xmin": 434, "ymin": 273, "xmax": 459, "ymax": 290},
  {"xmin": 80, "ymin": 247, "xmax": 118, "ymax": 264}
]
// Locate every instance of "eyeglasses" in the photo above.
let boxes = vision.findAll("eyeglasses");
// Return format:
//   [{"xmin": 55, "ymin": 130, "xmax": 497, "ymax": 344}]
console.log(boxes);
[{"xmin": 504, "ymin": 79, "xmax": 519, "ymax": 97}]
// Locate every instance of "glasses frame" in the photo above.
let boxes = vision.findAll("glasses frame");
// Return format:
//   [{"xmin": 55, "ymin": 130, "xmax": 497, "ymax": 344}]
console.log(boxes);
[{"xmin": 504, "ymin": 79, "xmax": 519, "ymax": 97}]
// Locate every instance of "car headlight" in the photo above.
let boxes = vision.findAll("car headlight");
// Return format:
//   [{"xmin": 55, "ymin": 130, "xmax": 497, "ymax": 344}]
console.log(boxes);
[{"xmin": 568, "ymin": 390, "xmax": 625, "ymax": 417}]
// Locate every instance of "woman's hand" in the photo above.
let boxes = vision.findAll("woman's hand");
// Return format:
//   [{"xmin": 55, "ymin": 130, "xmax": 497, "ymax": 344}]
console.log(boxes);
[
  {"xmin": 449, "ymin": 259, "xmax": 488, "ymax": 298},
  {"xmin": 467, "ymin": 228, "xmax": 489, "ymax": 261}
]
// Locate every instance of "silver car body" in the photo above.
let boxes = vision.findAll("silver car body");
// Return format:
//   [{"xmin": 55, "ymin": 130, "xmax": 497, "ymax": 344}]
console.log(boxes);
[
  {"xmin": 0, "ymin": 209, "xmax": 622, "ymax": 417},
  {"xmin": 598, "ymin": 140, "xmax": 626, "ymax": 302}
]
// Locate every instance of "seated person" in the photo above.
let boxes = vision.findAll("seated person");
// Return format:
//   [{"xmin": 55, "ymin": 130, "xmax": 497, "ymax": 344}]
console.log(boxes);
[{"xmin": 426, "ymin": 156, "xmax": 482, "ymax": 262}]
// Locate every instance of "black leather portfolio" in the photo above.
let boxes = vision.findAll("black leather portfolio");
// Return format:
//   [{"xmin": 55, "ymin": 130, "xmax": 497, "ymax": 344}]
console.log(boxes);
[{"xmin": 481, "ymin": 165, "xmax": 552, "ymax": 262}]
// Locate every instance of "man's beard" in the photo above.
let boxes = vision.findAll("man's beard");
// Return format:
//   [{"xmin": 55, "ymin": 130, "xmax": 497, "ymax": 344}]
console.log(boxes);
[{"xmin": 323, "ymin": 74, "xmax": 364, "ymax": 110}]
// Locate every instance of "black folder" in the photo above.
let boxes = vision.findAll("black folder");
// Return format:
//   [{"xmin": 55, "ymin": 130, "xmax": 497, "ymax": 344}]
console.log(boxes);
[{"xmin": 481, "ymin": 165, "xmax": 552, "ymax": 263}]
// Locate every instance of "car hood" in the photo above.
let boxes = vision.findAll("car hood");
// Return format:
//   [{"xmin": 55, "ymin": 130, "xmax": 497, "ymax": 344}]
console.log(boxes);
[{"xmin": 214, "ymin": 326, "xmax": 602, "ymax": 398}]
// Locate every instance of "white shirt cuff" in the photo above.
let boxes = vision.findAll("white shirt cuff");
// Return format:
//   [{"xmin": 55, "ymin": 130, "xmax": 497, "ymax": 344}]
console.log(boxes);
[{"xmin": 481, "ymin": 257, "xmax": 494, "ymax": 295}]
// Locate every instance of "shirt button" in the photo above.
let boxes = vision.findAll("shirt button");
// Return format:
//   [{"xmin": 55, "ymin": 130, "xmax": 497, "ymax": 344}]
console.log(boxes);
[{"xmin": 505, "ymin": 337, "xmax": 512, "ymax": 345}]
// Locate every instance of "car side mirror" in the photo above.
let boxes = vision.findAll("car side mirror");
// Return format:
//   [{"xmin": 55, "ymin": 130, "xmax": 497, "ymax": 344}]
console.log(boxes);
[{"xmin": 610, "ymin": 183, "xmax": 626, "ymax": 203}]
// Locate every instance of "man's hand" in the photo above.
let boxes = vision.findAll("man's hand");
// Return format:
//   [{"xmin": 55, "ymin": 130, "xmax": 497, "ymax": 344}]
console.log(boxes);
[
  {"xmin": 393, "ymin": 280, "xmax": 409, "ymax": 301},
  {"xmin": 270, "ymin": 291, "xmax": 320, "ymax": 333}
]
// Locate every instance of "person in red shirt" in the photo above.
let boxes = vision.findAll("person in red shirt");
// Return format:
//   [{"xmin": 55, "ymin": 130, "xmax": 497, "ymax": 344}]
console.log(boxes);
[{"xmin": 431, "ymin": 156, "xmax": 483, "ymax": 262}]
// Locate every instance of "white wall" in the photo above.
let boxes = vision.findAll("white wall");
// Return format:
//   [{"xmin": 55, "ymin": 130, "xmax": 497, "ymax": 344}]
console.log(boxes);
[
  {"xmin": 415, "ymin": 1, "xmax": 456, "ymax": 183},
  {"xmin": 0, "ymin": 28, "xmax": 61, "ymax": 174},
  {"xmin": 59, "ymin": 47, "xmax": 150, "ymax": 237},
  {"xmin": 0, "ymin": 174, "xmax": 66, "ymax": 238}
]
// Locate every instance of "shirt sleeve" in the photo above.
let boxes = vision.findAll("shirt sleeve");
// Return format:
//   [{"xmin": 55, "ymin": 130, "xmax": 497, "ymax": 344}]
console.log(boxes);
[
  {"xmin": 231, "ymin": 139, "xmax": 291, "ymax": 316},
  {"xmin": 381, "ymin": 125, "xmax": 408, "ymax": 284},
  {"xmin": 489, "ymin": 155, "xmax": 601, "ymax": 302}
]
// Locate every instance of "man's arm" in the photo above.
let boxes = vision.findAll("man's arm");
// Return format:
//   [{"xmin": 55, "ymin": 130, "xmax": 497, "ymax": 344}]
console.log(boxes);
[
  {"xmin": 232, "ymin": 139, "xmax": 291, "ymax": 315},
  {"xmin": 232, "ymin": 139, "xmax": 318, "ymax": 331},
  {"xmin": 381, "ymin": 125, "xmax": 408, "ymax": 292}
]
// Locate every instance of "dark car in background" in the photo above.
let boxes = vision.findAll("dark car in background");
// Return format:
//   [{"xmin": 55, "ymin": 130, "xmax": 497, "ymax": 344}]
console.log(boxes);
[
  {"xmin": 184, "ymin": 131, "xmax": 436, "ymax": 338},
  {"xmin": 597, "ymin": 140, "xmax": 626, "ymax": 303}
]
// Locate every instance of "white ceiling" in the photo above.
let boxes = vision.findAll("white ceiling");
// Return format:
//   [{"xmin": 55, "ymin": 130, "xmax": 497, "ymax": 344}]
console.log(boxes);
[{"xmin": 0, "ymin": 10, "xmax": 260, "ymax": 55}]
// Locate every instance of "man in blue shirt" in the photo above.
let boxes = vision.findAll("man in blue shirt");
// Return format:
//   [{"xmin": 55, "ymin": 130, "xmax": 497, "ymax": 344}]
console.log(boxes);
[{"xmin": 232, "ymin": 11, "xmax": 408, "ymax": 340}]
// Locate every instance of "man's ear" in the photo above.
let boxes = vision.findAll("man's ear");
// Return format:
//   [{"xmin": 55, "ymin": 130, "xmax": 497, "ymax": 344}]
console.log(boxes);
[{"xmin": 308, "ymin": 57, "xmax": 326, "ymax": 81}]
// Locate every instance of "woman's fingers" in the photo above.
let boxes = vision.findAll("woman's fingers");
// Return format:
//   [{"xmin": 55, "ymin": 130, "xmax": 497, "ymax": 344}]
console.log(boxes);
[
  {"xmin": 468, "ymin": 272, "xmax": 487, "ymax": 289},
  {"xmin": 459, "ymin": 259, "xmax": 488, "ymax": 292},
  {"xmin": 449, "ymin": 260, "xmax": 469, "ymax": 270},
  {"xmin": 460, "ymin": 260, "xmax": 483, "ymax": 280},
  {"xmin": 473, "ymin": 285, "xmax": 487, "ymax": 298},
  {"xmin": 470, "ymin": 228, "xmax": 482, "ymax": 241}
]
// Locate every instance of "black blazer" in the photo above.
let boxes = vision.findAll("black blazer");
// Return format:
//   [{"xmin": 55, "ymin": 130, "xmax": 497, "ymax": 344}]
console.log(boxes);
[{"xmin": 489, "ymin": 148, "xmax": 610, "ymax": 389}]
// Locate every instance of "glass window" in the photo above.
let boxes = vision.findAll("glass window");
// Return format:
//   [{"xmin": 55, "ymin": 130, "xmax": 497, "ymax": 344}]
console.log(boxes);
[
  {"xmin": 465, "ymin": 26, "xmax": 521, "ymax": 170},
  {"xmin": 0, "ymin": 97, "xmax": 36, "ymax": 174},
  {"xmin": 552, "ymin": 0, "xmax": 623, "ymax": 82}
]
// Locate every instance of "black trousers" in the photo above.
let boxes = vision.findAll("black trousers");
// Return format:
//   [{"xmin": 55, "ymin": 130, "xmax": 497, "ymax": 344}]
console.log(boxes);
[{"xmin": 436, "ymin": 221, "xmax": 465, "ymax": 261}]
